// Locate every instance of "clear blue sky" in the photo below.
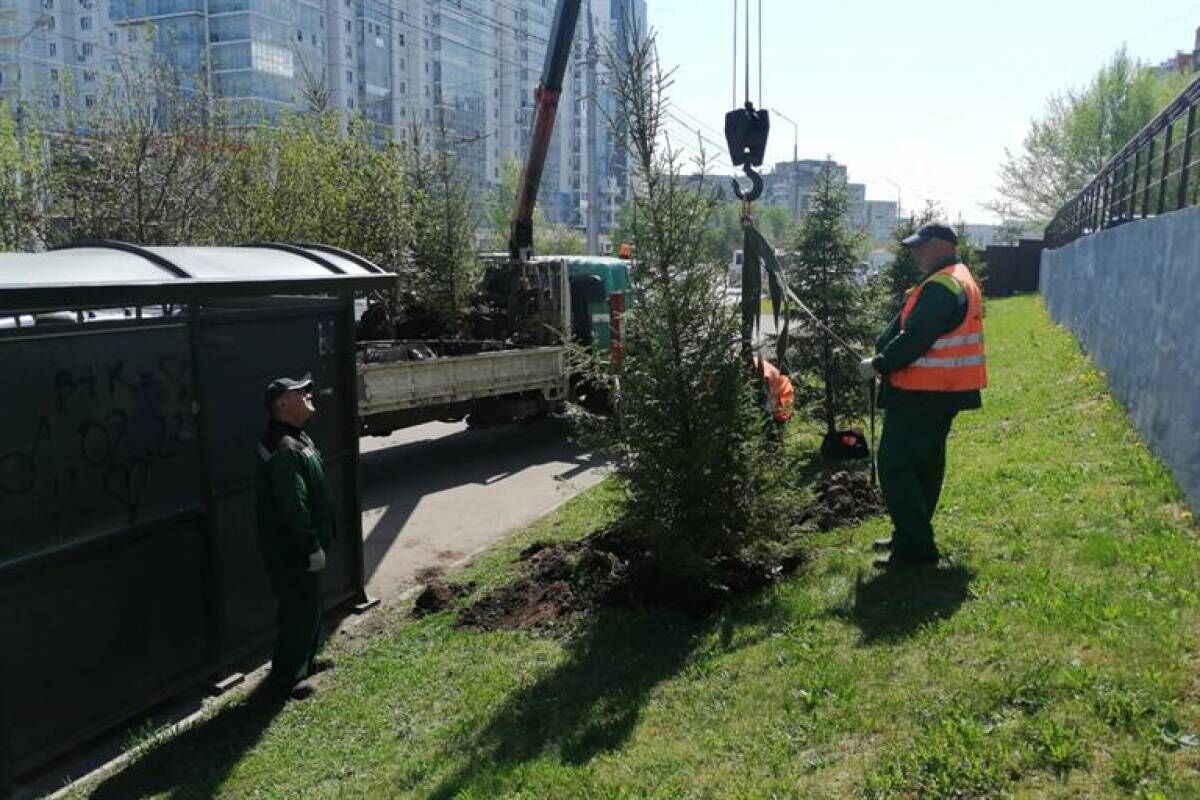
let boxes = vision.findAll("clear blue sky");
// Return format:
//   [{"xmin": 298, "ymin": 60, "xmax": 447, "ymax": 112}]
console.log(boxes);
[{"xmin": 647, "ymin": 0, "xmax": 1200, "ymax": 223}]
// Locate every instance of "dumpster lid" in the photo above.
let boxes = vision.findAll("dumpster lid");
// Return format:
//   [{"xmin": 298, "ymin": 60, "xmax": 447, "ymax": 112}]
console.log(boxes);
[{"xmin": 0, "ymin": 241, "xmax": 397, "ymax": 312}]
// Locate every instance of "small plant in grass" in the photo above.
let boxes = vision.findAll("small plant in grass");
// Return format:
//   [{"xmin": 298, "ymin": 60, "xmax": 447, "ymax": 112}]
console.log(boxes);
[
  {"xmin": 1091, "ymin": 680, "xmax": 1163, "ymax": 733},
  {"xmin": 1025, "ymin": 715, "xmax": 1089, "ymax": 776},
  {"xmin": 862, "ymin": 713, "xmax": 1011, "ymax": 799},
  {"xmin": 1112, "ymin": 745, "xmax": 1169, "ymax": 794}
]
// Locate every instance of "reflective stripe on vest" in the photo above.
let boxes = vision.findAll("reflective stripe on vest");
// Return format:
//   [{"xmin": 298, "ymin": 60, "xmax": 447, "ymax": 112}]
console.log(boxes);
[
  {"xmin": 929, "ymin": 332, "xmax": 983, "ymax": 350},
  {"xmin": 888, "ymin": 262, "xmax": 988, "ymax": 392},
  {"xmin": 911, "ymin": 354, "xmax": 986, "ymax": 368}
]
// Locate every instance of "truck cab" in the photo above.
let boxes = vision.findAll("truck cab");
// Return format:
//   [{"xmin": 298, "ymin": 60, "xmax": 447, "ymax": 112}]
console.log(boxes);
[{"xmin": 561, "ymin": 255, "xmax": 632, "ymax": 355}]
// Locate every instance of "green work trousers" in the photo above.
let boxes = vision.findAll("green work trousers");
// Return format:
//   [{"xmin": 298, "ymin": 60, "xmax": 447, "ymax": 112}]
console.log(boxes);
[
  {"xmin": 266, "ymin": 568, "xmax": 322, "ymax": 692},
  {"xmin": 877, "ymin": 405, "xmax": 957, "ymax": 562}
]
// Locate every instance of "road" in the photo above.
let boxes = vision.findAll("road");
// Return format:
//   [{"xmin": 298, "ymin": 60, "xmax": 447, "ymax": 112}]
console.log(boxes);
[{"xmin": 357, "ymin": 417, "xmax": 606, "ymax": 602}]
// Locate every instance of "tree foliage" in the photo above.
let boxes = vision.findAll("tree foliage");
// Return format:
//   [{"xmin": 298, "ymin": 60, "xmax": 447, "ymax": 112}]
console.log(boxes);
[
  {"xmin": 783, "ymin": 168, "xmax": 872, "ymax": 434},
  {"xmin": 591, "ymin": 16, "xmax": 788, "ymax": 592},
  {"xmin": 880, "ymin": 201, "xmax": 941, "ymax": 316},
  {"xmin": 45, "ymin": 63, "xmax": 234, "ymax": 246},
  {"xmin": 481, "ymin": 154, "xmax": 586, "ymax": 256},
  {"xmin": 0, "ymin": 101, "xmax": 48, "ymax": 251},
  {"xmin": 995, "ymin": 49, "xmax": 1191, "ymax": 223}
]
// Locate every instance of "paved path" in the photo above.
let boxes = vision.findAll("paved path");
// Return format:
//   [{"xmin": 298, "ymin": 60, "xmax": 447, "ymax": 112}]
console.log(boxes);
[{"xmin": 357, "ymin": 417, "xmax": 606, "ymax": 602}]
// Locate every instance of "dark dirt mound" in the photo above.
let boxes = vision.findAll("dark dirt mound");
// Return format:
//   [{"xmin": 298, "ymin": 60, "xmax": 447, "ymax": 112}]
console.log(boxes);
[
  {"xmin": 412, "ymin": 579, "xmax": 476, "ymax": 617},
  {"xmin": 792, "ymin": 470, "xmax": 884, "ymax": 532},
  {"xmin": 459, "ymin": 532, "xmax": 804, "ymax": 631}
]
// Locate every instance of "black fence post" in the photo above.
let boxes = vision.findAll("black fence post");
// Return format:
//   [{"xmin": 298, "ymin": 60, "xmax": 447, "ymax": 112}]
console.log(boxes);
[
  {"xmin": 1158, "ymin": 122, "xmax": 1174, "ymax": 214},
  {"xmin": 1176, "ymin": 105, "xmax": 1196, "ymax": 211},
  {"xmin": 1142, "ymin": 137, "xmax": 1156, "ymax": 217},
  {"xmin": 1132, "ymin": 149, "xmax": 1142, "ymax": 219}
]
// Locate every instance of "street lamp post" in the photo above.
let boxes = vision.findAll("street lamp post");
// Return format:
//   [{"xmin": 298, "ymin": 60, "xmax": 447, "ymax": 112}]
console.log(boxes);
[
  {"xmin": 883, "ymin": 177, "xmax": 902, "ymax": 220},
  {"xmin": 771, "ymin": 108, "xmax": 800, "ymax": 221}
]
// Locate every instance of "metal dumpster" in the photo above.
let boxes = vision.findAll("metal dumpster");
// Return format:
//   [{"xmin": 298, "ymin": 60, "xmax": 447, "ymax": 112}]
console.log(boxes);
[{"xmin": 0, "ymin": 242, "xmax": 396, "ymax": 782}]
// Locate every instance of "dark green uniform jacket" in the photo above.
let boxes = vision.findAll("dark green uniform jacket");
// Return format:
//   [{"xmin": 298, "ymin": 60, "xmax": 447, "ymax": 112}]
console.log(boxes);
[
  {"xmin": 256, "ymin": 420, "xmax": 336, "ymax": 573},
  {"xmin": 873, "ymin": 256, "xmax": 983, "ymax": 413}
]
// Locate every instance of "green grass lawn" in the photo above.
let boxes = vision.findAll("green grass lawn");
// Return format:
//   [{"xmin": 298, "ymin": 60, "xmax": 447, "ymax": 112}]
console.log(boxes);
[{"xmin": 79, "ymin": 294, "xmax": 1200, "ymax": 799}]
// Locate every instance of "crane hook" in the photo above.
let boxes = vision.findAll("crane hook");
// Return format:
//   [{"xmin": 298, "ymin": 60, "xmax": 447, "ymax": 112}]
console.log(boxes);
[{"xmin": 731, "ymin": 162, "xmax": 764, "ymax": 203}]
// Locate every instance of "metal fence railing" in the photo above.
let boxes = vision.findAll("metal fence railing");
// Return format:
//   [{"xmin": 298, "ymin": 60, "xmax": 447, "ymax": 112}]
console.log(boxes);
[{"xmin": 1045, "ymin": 73, "xmax": 1200, "ymax": 249}]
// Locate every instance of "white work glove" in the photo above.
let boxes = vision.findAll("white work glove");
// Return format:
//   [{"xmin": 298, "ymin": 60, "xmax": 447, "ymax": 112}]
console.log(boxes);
[
  {"xmin": 857, "ymin": 357, "xmax": 879, "ymax": 381},
  {"xmin": 306, "ymin": 547, "xmax": 327, "ymax": 572}
]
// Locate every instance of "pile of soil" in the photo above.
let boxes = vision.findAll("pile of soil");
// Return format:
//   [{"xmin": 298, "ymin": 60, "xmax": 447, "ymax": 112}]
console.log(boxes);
[
  {"xmin": 412, "ymin": 578, "xmax": 476, "ymax": 617},
  {"xmin": 792, "ymin": 470, "xmax": 884, "ymax": 532},
  {"xmin": 458, "ymin": 529, "xmax": 803, "ymax": 631}
]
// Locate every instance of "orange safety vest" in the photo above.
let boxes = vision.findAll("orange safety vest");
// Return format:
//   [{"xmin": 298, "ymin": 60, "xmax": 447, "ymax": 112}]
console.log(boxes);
[
  {"xmin": 888, "ymin": 262, "xmax": 988, "ymax": 392},
  {"xmin": 755, "ymin": 357, "xmax": 795, "ymax": 422}
]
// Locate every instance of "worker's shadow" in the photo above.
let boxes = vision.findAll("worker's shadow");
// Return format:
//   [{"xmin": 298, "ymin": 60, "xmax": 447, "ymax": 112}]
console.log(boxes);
[
  {"xmin": 422, "ymin": 593, "xmax": 787, "ymax": 800},
  {"xmin": 831, "ymin": 564, "xmax": 975, "ymax": 644},
  {"xmin": 85, "ymin": 688, "xmax": 287, "ymax": 800}
]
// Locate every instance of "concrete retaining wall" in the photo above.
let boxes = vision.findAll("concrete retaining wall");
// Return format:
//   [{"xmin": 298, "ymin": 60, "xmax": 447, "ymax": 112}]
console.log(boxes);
[{"xmin": 1040, "ymin": 206, "xmax": 1200, "ymax": 512}]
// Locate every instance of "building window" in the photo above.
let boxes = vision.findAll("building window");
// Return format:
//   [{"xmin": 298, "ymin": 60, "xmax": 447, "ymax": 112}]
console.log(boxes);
[
  {"xmin": 344, "ymin": 44, "xmax": 351, "ymax": 58},
  {"xmin": 85, "ymin": 95, "xmax": 95, "ymax": 108},
  {"xmin": 108, "ymin": 31, "xmax": 116, "ymax": 45},
  {"xmin": 81, "ymin": 42, "xmax": 93, "ymax": 57},
  {"xmin": 79, "ymin": 15, "xmax": 91, "ymax": 29},
  {"xmin": 345, "ymin": 69, "xmax": 352, "ymax": 84},
  {"xmin": 398, "ymin": 81, "xmax": 405, "ymax": 93},
  {"xmin": 398, "ymin": 33, "xmax": 405, "ymax": 46},
  {"xmin": 52, "ymin": 93, "xmax": 61, "ymax": 108},
  {"xmin": 43, "ymin": 0, "xmax": 53, "ymax": 8},
  {"xmin": 296, "ymin": 29, "xmax": 303, "ymax": 41},
  {"xmin": 48, "ymin": 42, "xmax": 56, "ymax": 56},
  {"xmin": 83, "ymin": 69, "xmax": 95, "ymax": 82},
  {"xmin": 127, "ymin": 29, "xmax": 136, "ymax": 42},
  {"xmin": 50, "ymin": 68, "xmax": 58, "ymax": 81},
  {"xmin": 46, "ymin": 16, "xmax": 54, "ymax": 29},
  {"xmin": 344, "ymin": 19, "xmax": 350, "ymax": 33}
]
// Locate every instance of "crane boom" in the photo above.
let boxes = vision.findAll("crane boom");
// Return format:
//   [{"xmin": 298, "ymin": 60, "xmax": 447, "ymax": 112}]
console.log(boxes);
[{"xmin": 508, "ymin": 0, "xmax": 583, "ymax": 263}]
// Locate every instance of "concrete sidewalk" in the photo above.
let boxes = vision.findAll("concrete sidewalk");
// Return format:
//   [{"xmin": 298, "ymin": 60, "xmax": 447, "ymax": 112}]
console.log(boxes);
[{"xmin": 358, "ymin": 416, "xmax": 607, "ymax": 603}]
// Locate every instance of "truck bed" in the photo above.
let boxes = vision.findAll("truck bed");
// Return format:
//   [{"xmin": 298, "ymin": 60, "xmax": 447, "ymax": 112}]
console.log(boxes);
[{"xmin": 356, "ymin": 343, "xmax": 568, "ymax": 417}]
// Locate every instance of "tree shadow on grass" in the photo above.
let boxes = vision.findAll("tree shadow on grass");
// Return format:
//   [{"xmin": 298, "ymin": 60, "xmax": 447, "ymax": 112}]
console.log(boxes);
[
  {"xmin": 423, "ymin": 593, "xmax": 788, "ymax": 800},
  {"xmin": 86, "ymin": 690, "xmax": 286, "ymax": 800},
  {"xmin": 830, "ymin": 564, "xmax": 975, "ymax": 644}
]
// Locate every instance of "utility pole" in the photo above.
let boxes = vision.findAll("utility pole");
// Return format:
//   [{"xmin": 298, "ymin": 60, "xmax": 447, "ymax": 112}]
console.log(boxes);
[
  {"xmin": 772, "ymin": 108, "xmax": 800, "ymax": 222},
  {"xmin": 585, "ymin": 0, "xmax": 600, "ymax": 255}
]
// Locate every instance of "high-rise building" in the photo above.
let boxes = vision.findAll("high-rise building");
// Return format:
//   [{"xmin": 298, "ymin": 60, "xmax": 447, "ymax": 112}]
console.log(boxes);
[{"xmin": 0, "ymin": 0, "xmax": 645, "ymax": 234}]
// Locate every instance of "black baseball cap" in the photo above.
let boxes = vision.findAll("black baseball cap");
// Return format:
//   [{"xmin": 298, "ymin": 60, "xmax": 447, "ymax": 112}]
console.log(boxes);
[
  {"xmin": 902, "ymin": 223, "xmax": 959, "ymax": 247},
  {"xmin": 264, "ymin": 374, "xmax": 313, "ymax": 410}
]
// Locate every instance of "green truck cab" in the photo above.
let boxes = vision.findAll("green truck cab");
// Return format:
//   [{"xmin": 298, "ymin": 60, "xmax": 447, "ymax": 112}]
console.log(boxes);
[{"xmin": 563, "ymin": 255, "xmax": 632, "ymax": 357}]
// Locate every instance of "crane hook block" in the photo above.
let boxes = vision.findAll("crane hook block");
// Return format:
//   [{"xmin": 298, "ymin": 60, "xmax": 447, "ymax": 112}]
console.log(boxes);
[{"xmin": 724, "ymin": 102, "xmax": 770, "ymax": 168}]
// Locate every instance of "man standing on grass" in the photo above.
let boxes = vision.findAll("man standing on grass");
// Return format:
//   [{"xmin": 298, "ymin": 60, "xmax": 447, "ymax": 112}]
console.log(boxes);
[
  {"xmin": 857, "ymin": 223, "xmax": 987, "ymax": 568},
  {"xmin": 256, "ymin": 375, "xmax": 336, "ymax": 699}
]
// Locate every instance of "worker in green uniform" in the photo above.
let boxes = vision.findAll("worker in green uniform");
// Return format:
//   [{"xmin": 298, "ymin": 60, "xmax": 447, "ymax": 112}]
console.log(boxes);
[
  {"xmin": 256, "ymin": 375, "xmax": 336, "ymax": 699},
  {"xmin": 857, "ymin": 223, "xmax": 988, "ymax": 568}
]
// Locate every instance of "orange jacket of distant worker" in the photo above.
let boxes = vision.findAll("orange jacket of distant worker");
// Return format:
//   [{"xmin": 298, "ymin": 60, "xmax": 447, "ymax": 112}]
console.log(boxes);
[{"xmin": 756, "ymin": 357, "xmax": 794, "ymax": 423}]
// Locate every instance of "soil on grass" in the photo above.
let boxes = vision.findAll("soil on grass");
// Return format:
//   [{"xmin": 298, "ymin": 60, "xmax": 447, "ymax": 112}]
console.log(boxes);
[
  {"xmin": 459, "ymin": 528, "xmax": 804, "ymax": 631},
  {"xmin": 793, "ymin": 470, "xmax": 884, "ymax": 532},
  {"xmin": 412, "ymin": 578, "xmax": 476, "ymax": 617},
  {"xmin": 456, "ymin": 470, "xmax": 882, "ymax": 632}
]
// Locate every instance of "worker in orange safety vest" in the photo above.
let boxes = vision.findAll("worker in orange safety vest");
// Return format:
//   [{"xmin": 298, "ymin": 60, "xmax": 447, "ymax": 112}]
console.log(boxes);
[
  {"xmin": 856, "ymin": 222, "xmax": 987, "ymax": 569},
  {"xmin": 755, "ymin": 356, "xmax": 794, "ymax": 424}
]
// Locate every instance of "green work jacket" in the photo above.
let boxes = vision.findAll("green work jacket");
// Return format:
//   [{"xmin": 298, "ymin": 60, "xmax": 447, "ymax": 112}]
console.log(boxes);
[{"xmin": 256, "ymin": 420, "xmax": 336, "ymax": 573}]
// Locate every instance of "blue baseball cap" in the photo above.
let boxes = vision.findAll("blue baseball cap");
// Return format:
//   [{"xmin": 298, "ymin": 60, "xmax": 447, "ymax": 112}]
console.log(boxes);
[{"xmin": 902, "ymin": 223, "xmax": 959, "ymax": 247}]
